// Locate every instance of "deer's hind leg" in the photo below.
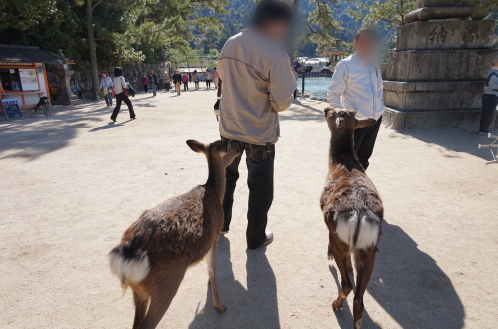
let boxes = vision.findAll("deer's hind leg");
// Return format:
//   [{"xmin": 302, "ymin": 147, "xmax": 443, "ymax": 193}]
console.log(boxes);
[
  {"xmin": 132, "ymin": 289, "xmax": 149, "ymax": 329},
  {"xmin": 206, "ymin": 238, "xmax": 227, "ymax": 313},
  {"xmin": 352, "ymin": 248, "xmax": 377, "ymax": 329},
  {"xmin": 137, "ymin": 268, "xmax": 186, "ymax": 329},
  {"xmin": 329, "ymin": 233, "xmax": 353, "ymax": 309}
]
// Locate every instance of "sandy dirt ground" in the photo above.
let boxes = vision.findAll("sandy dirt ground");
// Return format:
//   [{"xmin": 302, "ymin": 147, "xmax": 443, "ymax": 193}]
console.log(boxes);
[{"xmin": 1, "ymin": 88, "xmax": 497, "ymax": 329}]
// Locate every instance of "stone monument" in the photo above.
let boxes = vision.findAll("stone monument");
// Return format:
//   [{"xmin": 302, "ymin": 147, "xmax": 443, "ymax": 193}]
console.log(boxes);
[{"xmin": 383, "ymin": 0, "xmax": 498, "ymax": 129}]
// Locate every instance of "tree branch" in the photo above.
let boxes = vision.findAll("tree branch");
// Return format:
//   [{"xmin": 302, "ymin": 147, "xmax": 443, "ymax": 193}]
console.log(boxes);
[{"xmin": 91, "ymin": 0, "xmax": 104, "ymax": 11}]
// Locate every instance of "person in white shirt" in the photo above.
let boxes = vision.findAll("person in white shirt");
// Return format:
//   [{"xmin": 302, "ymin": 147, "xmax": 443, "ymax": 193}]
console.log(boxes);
[
  {"xmin": 327, "ymin": 27, "xmax": 384, "ymax": 170},
  {"xmin": 480, "ymin": 56, "xmax": 498, "ymax": 135},
  {"xmin": 99, "ymin": 71, "xmax": 114, "ymax": 107},
  {"xmin": 111, "ymin": 67, "xmax": 136, "ymax": 122}
]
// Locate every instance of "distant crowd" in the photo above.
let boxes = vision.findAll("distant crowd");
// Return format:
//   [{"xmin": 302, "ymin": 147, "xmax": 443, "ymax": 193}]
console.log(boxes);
[{"xmin": 140, "ymin": 68, "xmax": 219, "ymax": 96}]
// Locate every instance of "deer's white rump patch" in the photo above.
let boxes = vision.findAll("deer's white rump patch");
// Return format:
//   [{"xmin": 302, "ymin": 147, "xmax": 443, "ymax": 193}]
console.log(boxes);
[
  {"xmin": 336, "ymin": 210, "xmax": 379, "ymax": 250},
  {"xmin": 109, "ymin": 252, "xmax": 150, "ymax": 285}
]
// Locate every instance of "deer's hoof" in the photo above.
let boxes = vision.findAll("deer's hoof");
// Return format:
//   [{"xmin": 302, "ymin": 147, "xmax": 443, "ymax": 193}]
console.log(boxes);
[
  {"xmin": 327, "ymin": 250, "xmax": 333, "ymax": 261},
  {"xmin": 215, "ymin": 305, "xmax": 227, "ymax": 313},
  {"xmin": 354, "ymin": 318, "xmax": 363, "ymax": 329},
  {"xmin": 332, "ymin": 299, "xmax": 342, "ymax": 310}
]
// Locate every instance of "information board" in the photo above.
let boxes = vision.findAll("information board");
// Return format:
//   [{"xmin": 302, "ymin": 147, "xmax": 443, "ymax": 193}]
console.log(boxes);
[
  {"xmin": 19, "ymin": 69, "xmax": 39, "ymax": 91},
  {"xmin": 1, "ymin": 99, "xmax": 23, "ymax": 120}
]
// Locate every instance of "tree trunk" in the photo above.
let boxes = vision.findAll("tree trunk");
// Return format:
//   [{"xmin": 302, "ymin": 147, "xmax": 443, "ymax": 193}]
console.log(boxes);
[{"xmin": 86, "ymin": 0, "xmax": 99, "ymax": 100}]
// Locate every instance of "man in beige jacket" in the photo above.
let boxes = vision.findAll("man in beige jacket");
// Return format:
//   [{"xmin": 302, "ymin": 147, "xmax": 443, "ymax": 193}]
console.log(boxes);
[{"xmin": 218, "ymin": 0, "xmax": 297, "ymax": 249}]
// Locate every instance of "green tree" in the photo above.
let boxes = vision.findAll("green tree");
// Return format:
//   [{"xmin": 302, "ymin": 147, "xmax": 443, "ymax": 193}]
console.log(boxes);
[{"xmin": 349, "ymin": 0, "xmax": 417, "ymax": 29}]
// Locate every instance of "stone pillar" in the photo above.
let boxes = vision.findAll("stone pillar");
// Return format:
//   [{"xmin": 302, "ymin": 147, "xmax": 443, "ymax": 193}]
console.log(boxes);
[
  {"xmin": 383, "ymin": 0, "xmax": 498, "ymax": 129},
  {"xmin": 47, "ymin": 63, "xmax": 77, "ymax": 106}
]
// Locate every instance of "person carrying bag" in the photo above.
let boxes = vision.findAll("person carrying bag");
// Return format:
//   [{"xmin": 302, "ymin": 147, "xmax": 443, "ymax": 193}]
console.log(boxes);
[{"xmin": 111, "ymin": 67, "xmax": 136, "ymax": 122}]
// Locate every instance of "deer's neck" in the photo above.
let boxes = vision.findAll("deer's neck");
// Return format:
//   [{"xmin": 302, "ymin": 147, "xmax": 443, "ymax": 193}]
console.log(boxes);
[
  {"xmin": 329, "ymin": 131, "xmax": 363, "ymax": 171},
  {"xmin": 205, "ymin": 159, "xmax": 226, "ymax": 202}
]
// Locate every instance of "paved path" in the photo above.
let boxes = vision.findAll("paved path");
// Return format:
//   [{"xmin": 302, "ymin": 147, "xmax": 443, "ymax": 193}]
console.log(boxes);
[{"xmin": 1, "ymin": 89, "xmax": 497, "ymax": 328}]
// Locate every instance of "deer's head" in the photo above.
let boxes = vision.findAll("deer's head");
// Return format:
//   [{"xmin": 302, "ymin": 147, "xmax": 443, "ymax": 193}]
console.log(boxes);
[
  {"xmin": 324, "ymin": 108, "xmax": 376, "ymax": 134},
  {"xmin": 187, "ymin": 139, "xmax": 242, "ymax": 168}
]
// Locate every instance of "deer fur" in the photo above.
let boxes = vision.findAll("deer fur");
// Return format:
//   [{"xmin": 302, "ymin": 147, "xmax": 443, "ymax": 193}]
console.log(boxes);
[
  {"xmin": 109, "ymin": 139, "xmax": 241, "ymax": 329},
  {"xmin": 320, "ymin": 108, "xmax": 383, "ymax": 329},
  {"xmin": 33, "ymin": 97, "xmax": 50, "ymax": 116}
]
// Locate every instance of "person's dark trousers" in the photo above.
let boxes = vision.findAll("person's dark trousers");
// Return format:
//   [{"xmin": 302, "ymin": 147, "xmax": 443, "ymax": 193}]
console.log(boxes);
[
  {"xmin": 222, "ymin": 140, "xmax": 275, "ymax": 249},
  {"xmin": 353, "ymin": 116, "xmax": 382, "ymax": 170},
  {"xmin": 294, "ymin": 89, "xmax": 297, "ymax": 99},
  {"xmin": 143, "ymin": 85, "xmax": 148, "ymax": 93},
  {"xmin": 480, "ymin": 94, "xmax": 498, "ymax": 131},
  {"xmin": 111, "ymin": 93, "xmax": 136, "ymax": 120},
  {"xmin": 184, "ymin": 82, "xmax": 188, "ymax": 91},
  {"xmin": 164, "ymin": 83, "xmax": 170, "ymax": 92}
]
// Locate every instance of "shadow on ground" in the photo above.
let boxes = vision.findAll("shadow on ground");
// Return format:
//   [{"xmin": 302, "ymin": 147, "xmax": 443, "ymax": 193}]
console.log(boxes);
[
  {"xmin": 390, "ymin": 128, "xmax": 494, "ymax": 161},
  {"xmin": 0, "ymin": 106, "xmax": 103, "ymax": 160},
  {"xmin": 189, "ymin": 236, "xmax": 279, "ymax": 329},
  {"xmin": 329, "ymin": 220, "xmax": 465, "ymax": 329}
]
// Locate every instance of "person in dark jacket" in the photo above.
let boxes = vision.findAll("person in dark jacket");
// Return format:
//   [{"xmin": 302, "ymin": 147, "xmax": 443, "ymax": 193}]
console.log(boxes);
[
  {"xmin": 172, "ymin": 70, "xmax": 182, "ymax": 96},
  {"xmin": 149, "ymin": 70, "xmax": 158, "ymax": 97},
  {"xmin": 141, "ymin": 73, "xmax": 149, "ymax": 94}
]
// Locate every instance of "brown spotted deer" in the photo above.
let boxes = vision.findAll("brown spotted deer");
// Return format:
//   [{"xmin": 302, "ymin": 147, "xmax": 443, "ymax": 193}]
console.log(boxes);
[
  {"xmin": 109, "ymin": 139, "xmax": 241, "ymax": 329},
  {"xmin": 320, "ymin": 108, "xmax": 383, "ymax": 329}
]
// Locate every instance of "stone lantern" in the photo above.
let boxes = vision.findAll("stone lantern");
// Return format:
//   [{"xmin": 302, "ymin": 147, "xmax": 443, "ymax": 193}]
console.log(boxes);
[
  {"xmin": 326, "ymin": 40, "xmax": 348, "ymax": 72},
  {"xmin": 383, "ymin": 0, "xmax": 497, "ymax": 129}
]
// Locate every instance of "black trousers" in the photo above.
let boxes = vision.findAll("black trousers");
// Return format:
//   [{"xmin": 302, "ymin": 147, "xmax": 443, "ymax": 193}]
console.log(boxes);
[
  {"xmin": 164, "ymin": 83, "xmax": 170, "ymax": 91},
  {"xmin": 111, "ymin": 93, "xmax": 135, "ymax": 120},
  {"xmin": 223, "ymin": 140, "xmax": 275, "ymax": 249},
  {"xmin": 183, "ymin": 82, "xmax": 189, "ymax": 91},
  {"xmin": 143, "ymin": 85, "xmax": 148, "ymax": 93},
  {"xmin": 353, "ymin": 116, "xmax": 382, "ymax": 170},
  {"xmin": 480, "ymin": 94, "xmax": 498, "ymax": 131}
]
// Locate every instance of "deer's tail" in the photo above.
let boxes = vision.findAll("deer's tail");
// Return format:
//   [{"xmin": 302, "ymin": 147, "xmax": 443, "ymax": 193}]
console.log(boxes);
[
  {"xmin": 335, "ymin": 208, "xmax": 381, "ymax": 251},
  {"xmin": 109, "ymin": 241, "xmax": 150, "ymax": 294}
]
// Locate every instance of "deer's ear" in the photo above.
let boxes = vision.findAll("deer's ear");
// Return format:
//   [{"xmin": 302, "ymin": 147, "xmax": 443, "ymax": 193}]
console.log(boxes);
[
  {"xmin": 186, "ymin": 140, "xmax": 206, "ymax": 153},
  {"xmin": 356, "ymin": 117, "xmax": 377, "ymax": 129},
  {"xmin": 324, "ymin": 107, "xmax": 334, "ymax": 117}
]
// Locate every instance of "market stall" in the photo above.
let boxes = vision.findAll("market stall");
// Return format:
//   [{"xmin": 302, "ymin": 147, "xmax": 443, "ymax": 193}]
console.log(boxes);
[{"xmin": 0, "ymin": 44, "xmax": 70, "ymax": 109}]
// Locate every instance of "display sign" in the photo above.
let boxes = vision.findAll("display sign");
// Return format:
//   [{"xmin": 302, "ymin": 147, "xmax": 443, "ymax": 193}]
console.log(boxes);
[
  {"xmin": 19, "ymin": 69, "xmax": 39, "ymax": 91},
  {"xmin": 1, "ymin": 99, "xmax": 23, "ymax": 120}
]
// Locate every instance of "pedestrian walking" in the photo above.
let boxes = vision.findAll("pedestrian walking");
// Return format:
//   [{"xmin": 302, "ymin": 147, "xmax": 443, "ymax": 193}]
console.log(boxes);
[
  {"xmin": 212, "ymin": 67, "xmax": 219, "ymax": 89},
  {"xmin": 218, "ymin": 0, "xmax": 296, "ymax": 249},
  {"xmin": 182, "ymin": 73, "xmax": 189, "ymax": 91},
  {"xmin": 141, "ymin": 73, "xmax": 149, "ymax": 94},
  {"xmin": 163, "ymin": 72, "xmax": 171, "ymax": 92},
  {"xmin": 205, "ymin": 69, "xmax": 213, "ymax": 90},
  {"xmin": 327, "ymin": 27, "xmax": 385, "ymax": 170},
  {"xmin": 192, "ymin": 70, "xmax": 200, "ymax": 90},
  {"xmin": 189, "ymin": 72, "xmax": 192, "ymax": 82},
  {"xmin": 172, "ymin": 70, "xmax": 182, "ymax": 96},
  {"xmin": 111, "ymin": 67, "xmax": 136, "ymax": 122},
  {"xmin": 149, "ymin": 70, "xmax": 157, "ymax": 96},
  {"xmin": 99, "ymin": 71, "xmax": 114, "ymax": 107},
  {"xmin": 480, "ymin": 56, "xmax": 498, "ymax": 135}
]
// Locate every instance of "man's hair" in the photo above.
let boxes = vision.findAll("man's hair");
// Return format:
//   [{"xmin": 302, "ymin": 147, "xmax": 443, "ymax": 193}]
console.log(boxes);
[
  {"xmin": 354, "ymin": 27, "xmax": 377, "ymax": 42},
  {"xmin": 252, "ymin": 0, "xmax": 293, "ymax": 28},
  {"xmin": 114, "ymin": 67, "xmax": 122, "ymax": 77}
]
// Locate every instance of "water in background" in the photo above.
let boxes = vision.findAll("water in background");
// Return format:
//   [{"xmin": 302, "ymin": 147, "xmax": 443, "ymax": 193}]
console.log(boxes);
[{"xmin": 297, "ymin": 76, "xmax": 331, "ymax": 99}]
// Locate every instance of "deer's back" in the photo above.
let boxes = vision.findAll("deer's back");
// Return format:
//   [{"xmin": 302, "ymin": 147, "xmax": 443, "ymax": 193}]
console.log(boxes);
[
  {"xmin": 122, "ymin": 185, "xmax": 222, "ymax": 265},
  {"xmin": 320, "ymin": 166, "xmax": 383, "ymax": 222}
]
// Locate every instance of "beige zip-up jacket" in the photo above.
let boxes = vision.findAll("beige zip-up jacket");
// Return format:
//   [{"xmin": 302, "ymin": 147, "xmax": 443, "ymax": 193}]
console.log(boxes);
[{"xmin": 218, "ymin": 29, "xmax": 297, "ymax": 145}]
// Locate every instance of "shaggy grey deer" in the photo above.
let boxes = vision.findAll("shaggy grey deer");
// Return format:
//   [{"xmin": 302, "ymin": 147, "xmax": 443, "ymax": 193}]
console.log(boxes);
[
  {"xmin": 320, "ymin": 108, "xmax": 384, "ymax": 329},
  {"xmin": 109, "ymin": 139, "xmax": 241, "ymax": 329}
]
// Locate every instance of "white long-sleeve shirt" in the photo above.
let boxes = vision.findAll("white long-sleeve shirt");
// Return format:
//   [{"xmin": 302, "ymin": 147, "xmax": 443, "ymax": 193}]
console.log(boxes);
[
  {"xmin": 113, "ymin": 76, "xmax": 127, "ymax": 94},
  {"xmin": 484, "ymin": 66, "xmax": 498, "ymax": 97},
  {"xmin": 327, "ymin": 53, "xmax": 385, "ymax": 120}
]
